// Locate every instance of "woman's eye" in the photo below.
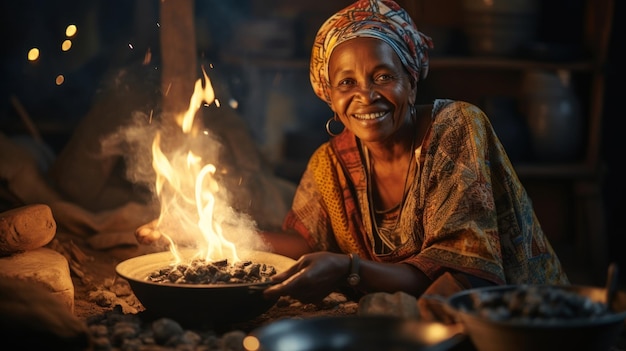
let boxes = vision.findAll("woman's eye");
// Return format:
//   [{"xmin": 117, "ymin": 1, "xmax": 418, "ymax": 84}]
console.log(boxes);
[
  {"xmin": 337, "ymin": 79, "xmax": 354, "ymax": 86},
  {"xmin": 376, "ymin": 74, "xmax": 393, "ymax": 82}
]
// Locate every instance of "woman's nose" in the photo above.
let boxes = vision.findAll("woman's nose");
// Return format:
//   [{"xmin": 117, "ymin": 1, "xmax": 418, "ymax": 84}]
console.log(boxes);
[{"xmin": 356, "ymin": 84, "xmax": 380, "ymax": 102}]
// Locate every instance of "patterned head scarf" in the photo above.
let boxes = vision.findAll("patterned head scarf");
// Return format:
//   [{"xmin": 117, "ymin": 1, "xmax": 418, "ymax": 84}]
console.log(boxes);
[{"xmin": 310, "ymin": 0, "xmax": 434, "ymax": 104}]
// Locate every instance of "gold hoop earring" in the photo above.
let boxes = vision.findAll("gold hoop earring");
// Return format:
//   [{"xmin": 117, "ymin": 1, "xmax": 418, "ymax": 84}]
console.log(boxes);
[{"xmin": 325, "ymin": 115, "xmax": 343, "ymax": 137}]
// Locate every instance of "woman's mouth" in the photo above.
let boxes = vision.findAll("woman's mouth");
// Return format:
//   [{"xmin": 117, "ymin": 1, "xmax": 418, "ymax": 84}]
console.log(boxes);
[{"xmin": 352, "ymin": 111, "xmax": 387, "ymax": 120}]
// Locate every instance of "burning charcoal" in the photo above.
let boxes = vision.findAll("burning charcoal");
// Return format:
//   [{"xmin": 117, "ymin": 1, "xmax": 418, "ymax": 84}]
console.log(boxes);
[
  {"xmin": 148, "ymin": 271, "xmax": 166, "ymax": 283},
  {"xmin": 212, "ymin": 259, "xmax": 228, "ymax": 267},
  {"xmin": 234, "ymin": 260, "xmax": 252, "ymax": 269},
  {"xmin": 213, "ymin": 270, "xmax": 232, "ymax": 283},
  {"xmin": 167, "ymin": 269, "xmax": 184, "ymax": 283},
  {"xmin": 206, "ymin": 264, "xmax": 219, "ymax": 274},
  {"xmin": 262, "ymin": 264, "xmax": 277, "ymax": 276},
  {"xmin": 246, "ymin": 263, "xmax": 261, "ymax": 278},
  {"xmin": 231, "ymin": 267, "xmax": 246, "ymax": 279},
  {"xmin": 147, "ymin": 259, "xmax": 278, "ymax": 285},
  {"xmin": 184, "ymin": 264, "xmax": 200, "ymax": 275},
  {"xmin": 190, "ymin": 259, "xmax": 208, "ymax": 270},
  {"xmin": 176, "ymin": 264, "xmax": 190, "ymax": 273},
  {"xmin": 182, "ymin": 269, "xmax": 203, "ymax": 283},
  {"xmin": 193, "ymin": 263, "xmax": 211, "ymax": 276}
]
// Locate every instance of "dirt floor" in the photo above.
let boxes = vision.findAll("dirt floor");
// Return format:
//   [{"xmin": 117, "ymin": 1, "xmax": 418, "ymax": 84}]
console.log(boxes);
[
  {"xmin": 65, "ymin": 235, "xmax": 145, "ymax": 320},
  {"xmin": 53, "ymin": 232, "xmax": 626, "ymax": 351}
]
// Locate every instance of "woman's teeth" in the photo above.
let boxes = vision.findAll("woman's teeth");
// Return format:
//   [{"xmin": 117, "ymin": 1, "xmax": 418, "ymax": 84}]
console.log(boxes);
[{"xmin": 353, "ymin": 111, "xmax": 386, "ymax": 120}]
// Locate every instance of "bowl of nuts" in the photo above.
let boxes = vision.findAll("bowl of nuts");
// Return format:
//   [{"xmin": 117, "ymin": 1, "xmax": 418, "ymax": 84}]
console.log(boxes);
[{"xmin": 445, "ymin": 284, "xmax": 626, "ymax": 351}]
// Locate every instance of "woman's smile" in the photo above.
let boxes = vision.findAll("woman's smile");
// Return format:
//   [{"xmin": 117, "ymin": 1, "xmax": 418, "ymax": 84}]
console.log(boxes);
[{"xmin": 352, "ymin": 111, "xmax": 388, "ymax": 121}]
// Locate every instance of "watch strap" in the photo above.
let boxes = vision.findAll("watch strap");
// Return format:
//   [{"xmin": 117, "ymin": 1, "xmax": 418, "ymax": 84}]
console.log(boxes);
[{"xmin": 347, "ymin": 253, "xmax": 361, "ymax": 286}]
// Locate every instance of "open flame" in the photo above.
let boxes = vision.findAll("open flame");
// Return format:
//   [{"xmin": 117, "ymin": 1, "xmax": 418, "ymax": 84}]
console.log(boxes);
[{"xmin": 150, "ymin": 67, "xmax": 245, "ymax": 264}]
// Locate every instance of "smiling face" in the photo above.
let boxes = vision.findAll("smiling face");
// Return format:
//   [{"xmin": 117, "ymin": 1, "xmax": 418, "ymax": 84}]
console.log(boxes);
[{"xmin": 328, "ymin": 37, "xmax": 416, "ymax": 145}]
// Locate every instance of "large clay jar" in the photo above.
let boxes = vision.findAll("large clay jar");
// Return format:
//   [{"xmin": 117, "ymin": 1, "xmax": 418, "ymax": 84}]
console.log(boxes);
[
  {"xmin": 521, "ymin": 69, "xmax": 583, "ymax": 162},
  {"xmin": 483, "ymin": 96, "xmax": 531, "ymax": 163}
]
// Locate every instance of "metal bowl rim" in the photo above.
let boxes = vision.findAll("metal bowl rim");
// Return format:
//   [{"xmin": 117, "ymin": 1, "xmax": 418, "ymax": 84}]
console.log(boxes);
[{"xmin": 115, "ymin": 249, "xmax": 294, "ymax": 289}]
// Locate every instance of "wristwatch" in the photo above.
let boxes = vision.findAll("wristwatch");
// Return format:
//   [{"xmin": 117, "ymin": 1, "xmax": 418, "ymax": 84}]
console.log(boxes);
[{"xmin": 347, "ymin": 253, "xmax": 361, "ymax": 286}]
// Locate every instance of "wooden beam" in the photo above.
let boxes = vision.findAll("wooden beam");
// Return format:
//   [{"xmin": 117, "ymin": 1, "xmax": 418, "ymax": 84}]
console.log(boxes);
[{"xmin": 159, "ymin": 0, "xmax": 198, "ymax": 118}]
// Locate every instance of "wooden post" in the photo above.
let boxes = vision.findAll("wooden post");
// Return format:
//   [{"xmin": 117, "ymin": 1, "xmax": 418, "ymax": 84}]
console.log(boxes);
[{"xmin": 159, "ymin": 0, "xmax": 198, "ymax": 119}]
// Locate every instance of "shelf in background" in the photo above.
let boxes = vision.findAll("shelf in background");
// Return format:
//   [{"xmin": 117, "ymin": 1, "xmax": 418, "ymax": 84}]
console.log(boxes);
[
  {"xmin": 430, "ymin": 57, "xmax": 595, "ymax": 71},
  {"xmin": 218, "ymin": 55, "xmax": 596, "ymax": 72},
  {"xmin": 513, "ymin": 162, "xmax": 604, "ymax": 179}
]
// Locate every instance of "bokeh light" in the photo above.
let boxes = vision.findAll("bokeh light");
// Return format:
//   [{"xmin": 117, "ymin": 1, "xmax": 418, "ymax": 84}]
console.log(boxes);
[
  {"xmin": 242, "ymin": 336, "xmax": 260, "ymax": 351},
  {"xmin": 62, "ymin": 39, "xmax": 72, "ymax": 51},
  {"xmin": 27, "ymin": 48, "xmax": 40, "ymax": 61},
  {"xmin": 65, "ymin": 24, "xmax": 77, "ymax": 37}
]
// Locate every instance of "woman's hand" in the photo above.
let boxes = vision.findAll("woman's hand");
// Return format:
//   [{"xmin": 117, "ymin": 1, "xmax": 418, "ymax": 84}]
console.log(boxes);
[{"xmin": 263, "ymin": 251, "xmax": 351, "ymax": 304}]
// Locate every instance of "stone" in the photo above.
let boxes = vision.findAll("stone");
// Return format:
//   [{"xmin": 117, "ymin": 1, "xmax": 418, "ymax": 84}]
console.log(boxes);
[
  {"xmin": 0, "ymin": 204, "xmax": 56, "ymax": 255},
  {"xmin": 0, "ymin": 247, "xmax": 74, "ymax": 312},
  {"xmin": 0, "ymin": 276, "xmax": 92, "ymax": 351},
  {"xmin": 357, "ymin": 291, "xmax": 420, "ymax": 319}
]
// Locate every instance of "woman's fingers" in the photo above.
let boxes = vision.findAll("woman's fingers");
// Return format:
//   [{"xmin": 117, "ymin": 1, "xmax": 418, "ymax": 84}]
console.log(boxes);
[
  {"xmin": 264, "ymin": 262, "xmax": 334, "ymax": 303},
  {"xmin": 265, "ymin": 268, "xmax": 303, "ymax": 292}
]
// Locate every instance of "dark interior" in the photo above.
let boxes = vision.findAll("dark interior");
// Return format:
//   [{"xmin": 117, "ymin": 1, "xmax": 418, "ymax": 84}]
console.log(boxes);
[{"xmin": 1, "ymin": 0, "xmax": 624, "ymax": 287}]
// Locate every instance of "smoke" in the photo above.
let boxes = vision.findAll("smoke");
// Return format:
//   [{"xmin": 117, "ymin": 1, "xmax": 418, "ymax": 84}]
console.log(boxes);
[{"xmin": 98, "ymin": 68, "xmax": 269, "ymax": 258}]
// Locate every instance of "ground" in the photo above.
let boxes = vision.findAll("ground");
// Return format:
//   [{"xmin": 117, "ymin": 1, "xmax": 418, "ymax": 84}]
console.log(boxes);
[
  {"xmin": 67, "ymin": 236, "xmax": 143, "ymax": 320},
  {"xmin": 53, "ymin": 232, "xmax": 626, "ymax": 350}
]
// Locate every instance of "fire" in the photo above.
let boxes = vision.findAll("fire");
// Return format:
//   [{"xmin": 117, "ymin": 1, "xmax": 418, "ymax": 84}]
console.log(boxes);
[{"xmin": 150, "ymin": 67, "xmax": 241, "ymax": 264}]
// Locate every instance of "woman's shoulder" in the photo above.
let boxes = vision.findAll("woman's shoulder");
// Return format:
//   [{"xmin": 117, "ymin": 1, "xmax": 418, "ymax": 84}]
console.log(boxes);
[
  {"xmin": 308, "ymin": 141, "xmax": 334, "ymax": 164},
  {"xmin": 308, "ymin": 136, "xmax": 346, "ymax": 170},
  {"xmin": 419, "ymin": 99, "xmax": 494, "ymax": 154},
  {"xmin": 432, "ymin": 99, "xmax": 485, "ymax": 119},
  {"xmin": 428, "ymin": 99, "xmax": 489, "ymax": 130}
]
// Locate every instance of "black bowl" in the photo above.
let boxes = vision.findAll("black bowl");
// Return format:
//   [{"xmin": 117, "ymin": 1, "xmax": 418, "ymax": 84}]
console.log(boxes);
[
  {"xmin": 245, "ymin": 315, "xmax": 466, "ymax": 351},
  {"xmin": 115, "ymin": 249, "xmax": 295, "ymax": 326}
]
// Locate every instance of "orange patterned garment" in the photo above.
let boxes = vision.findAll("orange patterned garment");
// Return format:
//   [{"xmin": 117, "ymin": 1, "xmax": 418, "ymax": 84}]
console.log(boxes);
[{"xmin": 282, "ymin": 99, "xmax": 569, "ymax": 285}]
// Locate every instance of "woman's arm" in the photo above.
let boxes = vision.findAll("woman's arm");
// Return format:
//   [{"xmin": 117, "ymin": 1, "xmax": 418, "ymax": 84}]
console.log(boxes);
[
  {"xmin": 136, "ymin": 220, "xmax": 314, "ymax": 261},
  {"xmin": 264, "ymin": 251, "xmax": 435, "ymax": 303},
  {"xmin": 258, "ymin": 230, "xmax": 313, "ymax": 260},
  {"xmin": 358, "ymin": 258, "xmax": 433, "ymax": 296}
]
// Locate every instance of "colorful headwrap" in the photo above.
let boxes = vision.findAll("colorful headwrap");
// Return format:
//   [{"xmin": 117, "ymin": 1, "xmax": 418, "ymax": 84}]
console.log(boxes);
[{"xmin": 310, "ymin": 0, "xmax": 434, "ymax": 103}]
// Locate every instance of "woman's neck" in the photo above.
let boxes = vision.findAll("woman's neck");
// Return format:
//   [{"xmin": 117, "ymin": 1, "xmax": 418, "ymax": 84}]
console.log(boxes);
[{"xmin": 363, "ymin": 120, "xmax": 416, "ymax": 165}]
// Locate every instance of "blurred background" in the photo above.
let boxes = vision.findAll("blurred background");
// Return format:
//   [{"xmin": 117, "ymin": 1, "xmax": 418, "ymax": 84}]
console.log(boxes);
[{"xmin": 0, "ymin": 0, "xmax": 623, "ymax": 286}]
